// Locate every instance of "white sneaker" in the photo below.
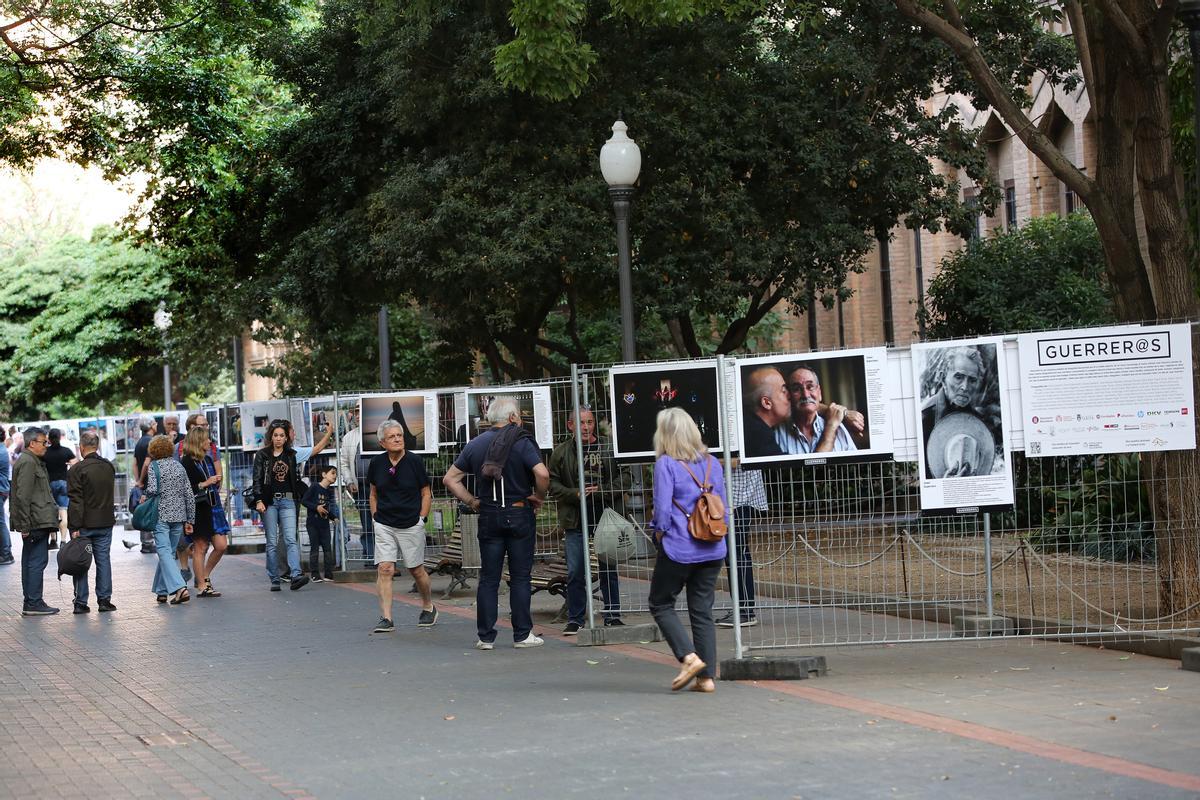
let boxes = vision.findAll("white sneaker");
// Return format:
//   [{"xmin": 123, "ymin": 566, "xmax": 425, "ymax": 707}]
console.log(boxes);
[
  {"xmin": 513, "ymin": 634, "xmax": 544, "ymax": 649},
  {"xmin": 474, "ymin": 640, "xmax": 494, "ymax": 650}
]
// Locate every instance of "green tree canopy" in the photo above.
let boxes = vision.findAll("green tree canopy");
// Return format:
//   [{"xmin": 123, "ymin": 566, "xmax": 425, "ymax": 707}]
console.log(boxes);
[
  {"xmin": 0, "ymin": 229, "xmax": 170, "ymax": 418},
  {"xmin": 240, "ymin": 0, "xmax": 988, "ymax": 380},
  {"xmin": 919, "ymin": 213, "xmax": 1113, "ymax": 340}
]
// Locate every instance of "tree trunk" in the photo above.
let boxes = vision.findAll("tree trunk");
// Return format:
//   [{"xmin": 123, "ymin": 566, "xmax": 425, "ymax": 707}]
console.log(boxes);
[{"xmin": 891, "ymin": 0, "xmax": 1200, "ymax": 616}]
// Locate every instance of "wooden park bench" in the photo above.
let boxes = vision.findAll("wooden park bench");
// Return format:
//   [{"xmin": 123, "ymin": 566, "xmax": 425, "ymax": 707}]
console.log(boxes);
[{"xmin": 420, "ymin": 526, "xmax": 471, "ymax": 599}]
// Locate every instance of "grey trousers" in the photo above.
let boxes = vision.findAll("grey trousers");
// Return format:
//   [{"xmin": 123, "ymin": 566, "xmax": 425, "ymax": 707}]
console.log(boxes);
[{"xmin": 648, "ymin": 549, "xmax": 722, "ymax": 679}]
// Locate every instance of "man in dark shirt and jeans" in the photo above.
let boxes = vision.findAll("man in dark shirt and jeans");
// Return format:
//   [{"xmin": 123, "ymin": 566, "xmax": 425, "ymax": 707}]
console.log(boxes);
[
  {"xmin": 132, "ymin": 416, "xmax": 157, "ymax": 553},
  {"xmin": 367, "ymin": 420, "xmax": 434, "ymax": 633},
  {"xmin": 42, "ymin": 428, "xmax": 76, "ymax": 549},
  {"xmin": 443, "ymin": 397, "xmax": 549, "ymax": 650}
]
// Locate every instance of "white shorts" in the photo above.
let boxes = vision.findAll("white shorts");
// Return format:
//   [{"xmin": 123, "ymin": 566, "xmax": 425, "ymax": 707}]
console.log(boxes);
[{"xmin": 374, "ymin": 521, "xmax": 426, "ymax": 569}]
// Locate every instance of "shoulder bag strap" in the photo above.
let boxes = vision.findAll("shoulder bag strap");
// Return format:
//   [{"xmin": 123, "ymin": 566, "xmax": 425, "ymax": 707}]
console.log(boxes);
[{"xmin": 672, "ymin": 459, "xmax": 707, "ymax": 518}]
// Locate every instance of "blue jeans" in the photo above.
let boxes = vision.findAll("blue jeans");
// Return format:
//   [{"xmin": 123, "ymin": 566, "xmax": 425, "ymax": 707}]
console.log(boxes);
[
  {"xmin": 20, "ymin": 529, "xmax": 52, "ymax": 604},
  {"xmin": 73, "ymin": 527, "xmax": 113, "ymax": 604},
  {"xmin": 264, "ymin": 497, "xmax": 301, "ymax": 581},
  {"xmin": 355, "ymin": 480, "xmax": 374, "ymax": 559},
  {"xmin": 0, "ymin": 495, "xmax": 11, "ymax": 559},
  {"xmin": 152, "ymin": 521, "xmax": 186, "ymax": 595},
  {"xmin": 476, "ymin": 506, "xmax": 536, "ymax": 643},
  {"xmin": 565, "ymin": 528, "xmax": 621, "ymax": 625},
  {"xmin": 50, "ymin": 479, "xmax": 68, "ymax": 509},
  {"xmin": 728, "ymin": 506, "xmax": 758, "ymax": 612}
]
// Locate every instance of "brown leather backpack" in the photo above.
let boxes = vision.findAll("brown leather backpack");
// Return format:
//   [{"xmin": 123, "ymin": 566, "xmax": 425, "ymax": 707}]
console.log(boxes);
[{"xmin": 672, "ymin": 456, "xmax": 728, "ymax": 542}]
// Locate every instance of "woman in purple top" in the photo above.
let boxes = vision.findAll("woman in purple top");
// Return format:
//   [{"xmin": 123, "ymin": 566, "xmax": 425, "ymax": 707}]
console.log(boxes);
[{"xmin": 649, "ymin": 408, "xmax": 728, "ymax": 693}]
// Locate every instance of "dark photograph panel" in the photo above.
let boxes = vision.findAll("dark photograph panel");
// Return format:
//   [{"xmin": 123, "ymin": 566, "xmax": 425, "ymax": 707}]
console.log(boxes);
[{"xmin": 609, "ymin": 363, "xmax": 721, "ymax": 458}]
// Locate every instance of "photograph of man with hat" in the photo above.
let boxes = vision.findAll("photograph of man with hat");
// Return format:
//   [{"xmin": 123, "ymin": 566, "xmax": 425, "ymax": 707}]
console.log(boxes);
[{"xmin": 919, "ymin": 344, "xmax": 1004, "ymax": 479}]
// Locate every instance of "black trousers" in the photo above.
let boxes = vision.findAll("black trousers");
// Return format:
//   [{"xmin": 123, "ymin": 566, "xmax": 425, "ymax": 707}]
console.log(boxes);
[
  {"xmin": 308, "ymin": 524, "xmax": 334, "ymax": 577},
  {"xmin": 648, "ymin": 548, "xmax": 722, "ymax": 679}
]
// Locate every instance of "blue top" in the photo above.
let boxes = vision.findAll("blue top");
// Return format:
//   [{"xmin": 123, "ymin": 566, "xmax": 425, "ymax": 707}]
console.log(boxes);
[
  {"xmin": 775, "ymin": 415, "xmax": 857, "ymax": 454},
  {"xmin": 0, "ymin": 444, "xmax": 9, "ymax": 495},
  {"xmin": 651, "ymin": 453, "xmax": 728, "ymax": 564},
  {"xmin": 453, "ymin": 427, "xmax": 543, "ymax": 508}
]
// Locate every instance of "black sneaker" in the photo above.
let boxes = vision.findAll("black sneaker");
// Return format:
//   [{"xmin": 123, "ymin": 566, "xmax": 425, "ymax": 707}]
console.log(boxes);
[
  {"xmin": 716, "ymin": 612, "xmax": 758, "ymax": 628},
  {"xmin": 97, "ymin": 599, "xmax": 117, "ymax": 612},
  {"xmin": 73, "ymin": 602, "xmax": 90, "ymax": 614},
  {"xmin": 270, "ymin": 583, "xmax": 281, "ymax": 592},
  {"xmin": 563, "ymin": 622, "xmax": 582, "ymax": 636},
  {"xmin": 604, "ymin": 618, "xmax": 625, "ymax": 627},
  {"xmin": 418, "ymin": 606, "xmax": 438, "ymax": 627},
  {"xmin": 0, "ymin": 555, "xmax": 14, "ymax": 565},
  {"xmin": 289, "ymin": 576, "xmax": 310, "ymax": 591},
  {"xmin": 280, "ymin": 574, "xmax": 292, "ymax": 583},
  {"xmin": 22, "ymin": 602, "xmax": 60, "ymax": 616},
  {"xmin": 373, "ymin": 617, "xmax": 394, "ymax": 633}
]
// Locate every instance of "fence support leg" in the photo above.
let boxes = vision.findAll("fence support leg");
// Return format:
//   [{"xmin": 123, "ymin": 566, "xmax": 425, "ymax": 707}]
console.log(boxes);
[{"xmin": 953, "ymin": 512, "xmax": 1014, "ymax": 637}]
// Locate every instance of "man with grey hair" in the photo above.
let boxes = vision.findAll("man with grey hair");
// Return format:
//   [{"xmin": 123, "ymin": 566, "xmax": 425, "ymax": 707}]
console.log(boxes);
[
  {"xmin": 776, "ymin": 364, "xmax": 859, "ymax": 455},
  {"xmin": 10, "ymin": 427, "xmax": 60, "ymax": 615},
  {"xmin": 67, "ymin": 430, "xmax": 117, "ymax": 613},
  {"xmin": 366, "ymin": 419, "xmax": 435, "ymax": 633},
  {"xmin": 921, "ymin": 346, "xmax": 997, "ymax": 478},
  {"xmin": 443, "ymin": 396, "xmax": 549, "ymax": 650}
]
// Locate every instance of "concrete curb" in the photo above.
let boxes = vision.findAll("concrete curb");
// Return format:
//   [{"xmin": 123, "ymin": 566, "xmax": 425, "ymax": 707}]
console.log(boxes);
[
  {"xmin": 576, "ymin": 623, "xmax": 662, "ymax": 646},
  {"xmin": 720, "ymin": 656, "xmax": 827, "ymax": 681}
]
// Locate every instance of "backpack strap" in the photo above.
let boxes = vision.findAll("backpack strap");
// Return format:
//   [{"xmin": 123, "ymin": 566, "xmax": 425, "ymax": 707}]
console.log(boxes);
[{"xmin": 671, "ymin": 456, "xmax": 712, "ymax": 518}]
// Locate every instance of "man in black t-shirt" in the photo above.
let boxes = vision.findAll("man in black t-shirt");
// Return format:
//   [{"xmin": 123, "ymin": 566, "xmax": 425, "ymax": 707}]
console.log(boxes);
[
  {"xmin": 443, "ymin": 397, "xmax": 549, "ymax": 649},
  {"xmin": 367, "ymin": 419, "xmax": 434, "ymax": 634}
]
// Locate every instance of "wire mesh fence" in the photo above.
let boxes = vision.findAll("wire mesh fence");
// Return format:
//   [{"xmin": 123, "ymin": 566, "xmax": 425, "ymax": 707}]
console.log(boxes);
[{"xmin": 73, "ymin": 321, "xmax": 1200, "ymax": 656}]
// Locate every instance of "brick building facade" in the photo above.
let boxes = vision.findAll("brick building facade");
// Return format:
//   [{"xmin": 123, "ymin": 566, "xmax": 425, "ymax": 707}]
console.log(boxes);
[{"xmin": 778, "ymin": 73, "xmax": 1096, "ymax": 353}]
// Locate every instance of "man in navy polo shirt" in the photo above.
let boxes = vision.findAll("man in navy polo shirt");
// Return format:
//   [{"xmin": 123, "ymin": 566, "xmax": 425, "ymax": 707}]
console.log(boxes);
[
  {"xmin": 443, "ymin": 397, "xmax": 549, "ymax": 650},
  {"xmin": 368, "ymin": 420, "xmax": 435, "ymax": 634}
]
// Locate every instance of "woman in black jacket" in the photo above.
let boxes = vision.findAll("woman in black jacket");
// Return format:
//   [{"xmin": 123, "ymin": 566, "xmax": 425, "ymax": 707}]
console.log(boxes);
[{"xmin": 251, "ymin": 419, "xmax": 332, "ymax": 591}]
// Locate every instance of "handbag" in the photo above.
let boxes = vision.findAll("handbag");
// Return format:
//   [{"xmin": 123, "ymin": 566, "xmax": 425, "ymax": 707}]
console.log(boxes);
[
  {"xmin": 131, "ymin": 462, "xmax": 161, "ymax": 532},
  {"xmin": 56, "ymin": 535, "xmax": 93, "ymax": 579},
  {"xmin": 593, "ymin": 508, "xmax": 637, "ymax": 565},
  {"xmin": 211, "ymin": 504, "xmax": 231, "ymax": 535}
]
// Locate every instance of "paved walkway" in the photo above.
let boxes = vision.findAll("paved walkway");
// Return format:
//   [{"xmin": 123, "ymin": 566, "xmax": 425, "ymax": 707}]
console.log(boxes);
[{"xmin": 1, "ymin": 532, "xmax": 1197, "ymax": 799}]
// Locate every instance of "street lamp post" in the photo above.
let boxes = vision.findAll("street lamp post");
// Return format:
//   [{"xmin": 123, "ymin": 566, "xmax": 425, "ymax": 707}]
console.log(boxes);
[
  {"xmin": 1180, "ymin": 2, "xmax": 1200, "ymax": 228},
  {"xmin": 153, "ymin": 302, "xmax": 172, "ymax": 410},
  {"xmin": 600, "ymin": 119, "xmax": 641, "ymax": 363}
]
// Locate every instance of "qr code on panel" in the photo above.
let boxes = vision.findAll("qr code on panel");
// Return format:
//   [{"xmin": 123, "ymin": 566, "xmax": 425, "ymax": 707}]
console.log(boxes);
[{"xmin": 1029, "ymin": 441, "xmax": 1042, "ymax": 455}]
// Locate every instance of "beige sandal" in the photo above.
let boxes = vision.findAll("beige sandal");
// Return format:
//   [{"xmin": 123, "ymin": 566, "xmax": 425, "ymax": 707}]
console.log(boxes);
[{"xmin": 671, "ymin": 654, "xmax": 707, "ymax": 691}]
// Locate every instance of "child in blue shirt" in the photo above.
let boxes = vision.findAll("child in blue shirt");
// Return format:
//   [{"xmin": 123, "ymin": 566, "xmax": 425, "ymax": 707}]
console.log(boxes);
[{"xmin": 302, "ymin": 465, "xmax": 341, "ymax": 581}]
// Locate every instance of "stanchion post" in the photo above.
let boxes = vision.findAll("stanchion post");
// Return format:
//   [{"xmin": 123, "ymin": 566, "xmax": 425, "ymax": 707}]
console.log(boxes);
[
  {"xmin": 983, "ymin": 512, "xmax": 995, "ymax": 618},
  {"xmin": 571, "ymin": 364, "xmax": 597, "ymax": 629},
  {"xmin": 717, "ymin": 356, "xmax": 744, "ymax": 658},
  {"xmin": 332, "ymin": 391, "xmax": 345, "ymax": 573}
]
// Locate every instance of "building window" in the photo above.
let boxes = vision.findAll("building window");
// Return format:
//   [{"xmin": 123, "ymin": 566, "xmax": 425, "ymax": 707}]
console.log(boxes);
[
  {"xmin": 1004, "ymin": 181, "xmax": 1017, "ymax": 230},
  {"xmin": 963, "ymin": 189, "xmax": 981, "ymax": 242},
  {"xmin": 1064, "ymin": 186, "xmax": 1076, "ymax": 215}
]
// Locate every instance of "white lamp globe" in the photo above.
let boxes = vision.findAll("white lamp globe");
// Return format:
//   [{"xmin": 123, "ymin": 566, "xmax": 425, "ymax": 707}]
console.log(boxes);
[{"xmin": 600, "ymin": 120, "xmax": 641, "ymax": 187}]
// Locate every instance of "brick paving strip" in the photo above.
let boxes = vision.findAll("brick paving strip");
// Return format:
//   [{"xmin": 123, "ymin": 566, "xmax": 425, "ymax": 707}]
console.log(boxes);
[
  {"xmin": 3, "ymin": 541, "xmax": 1197, "ymax": 798},
  {"xmin": 326, "ymin": 558, "xmax": 1200, "ymax": 796},
  {"xmin": 2, "ymin": 626, "xmax": 316, "ymax": 800}
]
